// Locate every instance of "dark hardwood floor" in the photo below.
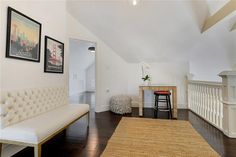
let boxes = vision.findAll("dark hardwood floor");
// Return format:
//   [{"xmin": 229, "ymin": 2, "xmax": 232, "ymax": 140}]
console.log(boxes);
[{"xmin": 13, "ymin": 108, "xmax": 236, "ymax": 157}]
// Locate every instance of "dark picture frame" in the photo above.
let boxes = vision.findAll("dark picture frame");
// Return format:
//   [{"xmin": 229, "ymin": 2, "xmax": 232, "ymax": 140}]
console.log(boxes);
[
  {"xmin": 44, "ymin": 36, "xmax": 64, "ymax": 74},
  {"xmin": 6, "ymin": 7, "xmax": 42, "ymax": 62}
]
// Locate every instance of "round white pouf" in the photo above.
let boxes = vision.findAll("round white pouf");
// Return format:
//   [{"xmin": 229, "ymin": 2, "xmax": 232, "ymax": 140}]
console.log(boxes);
[{"xmin": 110, "ymin": 95, "xmax": 132, "ymax": 114}]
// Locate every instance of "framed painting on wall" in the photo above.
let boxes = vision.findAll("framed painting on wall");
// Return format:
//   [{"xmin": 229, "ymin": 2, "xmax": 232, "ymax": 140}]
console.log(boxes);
[
  {"xmin": 44, "ymin": 36, "xmax": 64, "ymax": 73},
  {"xmin": 6, "ymin": 7, "xmax": 42, "ymax": 62}
]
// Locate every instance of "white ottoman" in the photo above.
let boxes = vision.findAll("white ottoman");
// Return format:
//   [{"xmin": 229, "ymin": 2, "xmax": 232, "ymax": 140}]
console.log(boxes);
[{"xmin": 110, "ymin": 95, "xmax": 132, "ymax": 114}]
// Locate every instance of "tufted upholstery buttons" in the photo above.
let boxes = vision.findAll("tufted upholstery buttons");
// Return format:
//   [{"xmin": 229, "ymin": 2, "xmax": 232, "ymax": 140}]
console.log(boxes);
[{"xmin": 0, "ymin": 87, "xmax": 68, "ymax": 129}]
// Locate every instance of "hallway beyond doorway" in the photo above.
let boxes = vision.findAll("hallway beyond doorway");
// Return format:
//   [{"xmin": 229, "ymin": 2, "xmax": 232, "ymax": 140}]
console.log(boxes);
[{"xmin": 69, "ymin": 38, "xmax": 96, "ymax": 110}]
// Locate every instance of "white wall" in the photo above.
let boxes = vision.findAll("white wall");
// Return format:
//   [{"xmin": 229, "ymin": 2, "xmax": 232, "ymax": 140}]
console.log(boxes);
[
  {"xmin": 67, "ymin": 1, "xmax": 235, "ymax": 83},
  {"xmin": 127, "ymin": 62, "xmax": 189, "ymax": 108},
  {"xmin": 69, "ymin": 39, "xmax": 95, "ymax": 96},
  {"xmin": 0, "ymin": 0, "xmax": 68, "ymax": 91},
  {"xmin": 0, "ymin": 1, "xmax": 68, "ymax": 156},
  {"xmin": 86, "ymin": 62, "xmax": 95, "ymax": 92},
  {"xmin": 186, "ymin": 5, "xmax": 235, "ymax": 82},
  {"xmin": 189, "ymin": 29, "xmax": 234, "ymax": 82},
  {"xmin": 232, "ymin": 34, "xmax": 236, "ymax": 70},
  {"xmin": 0, "ymin": 1, "xmax": 3, "ymax": 95},
  {"xmin": 69, "ymin": 8, "xmax": 192, "ymax": 111},
  {"xmin": 66, "ymin": 12, "xmax": 129, "ymax": 112},
  {"xmin": 0, "ymin": 0, "xmax": 233, "ymax": 156}
]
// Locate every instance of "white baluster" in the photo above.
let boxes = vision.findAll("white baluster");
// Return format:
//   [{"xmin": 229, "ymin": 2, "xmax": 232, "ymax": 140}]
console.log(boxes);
[
  {"xmin": 201, "ymin": 85, "xmax": 204, "ymax": 117},
  {"xmin": 199, "ymin": 85, "xmax": 202, "ymax": 115},
  {"xmin": 211, "ymin": 87, "xmax": 215, "ymax": 125},
  {"xmin": 212, "ymin": 87, "xmax": 215, "ymax": 124},
  {"xmin": 200, "ymin": 85, "xmax": 203, "ymax": 117},
  {"xmin": 213, "ymin": 87, "xmax": 217, "ymax": 126},
  {"xmin": 198, "ymin": 85, "xmax": 201, "ymax": 116},
  {"xmin": 203, "ymin": 86, "xmax": 207, "ymax": 119},
  {"xmin": 191, "ymin": 84, "xmax": 193, "ymax": 110},
  {"xmin": 192, "ymin": 84, "xmax": 195, "ymax": 112},
  {"xmin": 218, "ymin": 88, "xmax": 221, "ymax": 128},
  {"xmin": 193, "ymin": 84, "xmax": 197, "ymax": 112},
  {"xmin": 195, "ymin": 85, "xmax": 197, "ymax": 113},
  {"xmin": 206, "ymin": 86, "xmax": 210, "ymax": 121},
  {"xmin": 188, "ymin": 84, "xmax": 190, "ymax": 109},
  {"xmin": 215, "ymin": 88, "xmax": 220, "ymax": 127},
  {"xmin": 208, "ymin": 86, "xmax": 212, "ymax": 123},
  {"xmin": 187, "ymin": 81, "xmax": 223, "ymax": 131},
  {"xmin": 212, "ymin": 87, "xmax": 216, "ymax": 124},
  {"xmin": 219, "ymin": 88, "xmax": 223, "ymax": 129},
  {"xmin": 197, "ymin": 85, "xmax": 200, "ymax": 115},
  {"xmin": 209, "ymin": 87, "xmax": 213, "ymax": 123},
  {"xmin": 189, "ymin": 84, "xmax": 192, "ymax": 110},
  {"xmin": 203, "ymin": 86, "xmax": 206, "ymax": 118}
]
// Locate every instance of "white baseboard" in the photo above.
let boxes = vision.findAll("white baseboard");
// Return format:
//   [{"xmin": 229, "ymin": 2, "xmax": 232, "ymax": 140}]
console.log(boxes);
[
  {"xmin": 177, "ymin": 104, "xmax": 188, "ymax": 109},
  {"xmin": 95, "ymin": 105, "xmax": 109, "ymax": 113},
  {"xmin": 223, "ymin": 129, "xmax": 236, "ymax": 138}
]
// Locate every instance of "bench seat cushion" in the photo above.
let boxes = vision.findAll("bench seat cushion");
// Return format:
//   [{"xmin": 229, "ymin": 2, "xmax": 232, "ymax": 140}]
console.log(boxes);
[{"xmin": 0, "ymin": 104, "xmax": 89, "ymax": 144}]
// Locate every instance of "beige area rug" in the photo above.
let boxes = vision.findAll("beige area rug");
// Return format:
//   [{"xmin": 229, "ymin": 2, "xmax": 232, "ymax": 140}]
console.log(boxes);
[{"xmin": 101, "ymin": 117, "xmax": 219, "ymax": 157}]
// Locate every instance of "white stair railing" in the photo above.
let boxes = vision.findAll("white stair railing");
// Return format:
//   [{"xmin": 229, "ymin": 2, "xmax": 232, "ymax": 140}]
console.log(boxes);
[{"xmin": 188, "ymin": 80, "xmax": 223, "ymax": 130}]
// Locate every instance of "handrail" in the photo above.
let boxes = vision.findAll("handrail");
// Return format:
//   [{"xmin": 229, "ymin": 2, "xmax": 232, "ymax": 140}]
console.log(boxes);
[{"xmin": 188, "ymin": 80, "xmax": 222, "ymax": 86}]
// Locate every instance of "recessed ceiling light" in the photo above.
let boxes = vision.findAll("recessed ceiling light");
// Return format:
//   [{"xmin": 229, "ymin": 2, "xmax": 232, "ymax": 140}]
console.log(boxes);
[
  {"xmin": 88, "ymin": 46, "xmax": 95, "ymax": 53},
  {"xmin": 130, "ymin": 0, "xmax": 140, "ymax": 6}
]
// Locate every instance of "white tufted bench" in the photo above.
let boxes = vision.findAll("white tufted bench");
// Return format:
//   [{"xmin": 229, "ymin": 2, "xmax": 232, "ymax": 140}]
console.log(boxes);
[{"xmin": 0, "ymin": 87, "xmax": 89, "ymax": 157}]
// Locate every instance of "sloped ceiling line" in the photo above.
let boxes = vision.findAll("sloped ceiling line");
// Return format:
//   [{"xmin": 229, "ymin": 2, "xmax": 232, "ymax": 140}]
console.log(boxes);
[
  {"xmin": 67, "ymin": 1, "xmax": 235, "ymax": 63},
  {"xmin": 202, "ymin": 0, "xmax": 236, "ymax": 33}
]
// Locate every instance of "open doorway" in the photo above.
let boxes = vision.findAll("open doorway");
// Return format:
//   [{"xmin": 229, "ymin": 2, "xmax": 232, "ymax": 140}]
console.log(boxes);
[{"xmin": 69, "ymin": 38, "xmax": 96, "ymax": 110}]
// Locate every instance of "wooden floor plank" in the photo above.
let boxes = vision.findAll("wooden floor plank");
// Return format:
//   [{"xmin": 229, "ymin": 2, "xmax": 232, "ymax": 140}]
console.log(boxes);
[{"xmin": 12, "ymin": 108, "xmax": 236, "ymax": 157}]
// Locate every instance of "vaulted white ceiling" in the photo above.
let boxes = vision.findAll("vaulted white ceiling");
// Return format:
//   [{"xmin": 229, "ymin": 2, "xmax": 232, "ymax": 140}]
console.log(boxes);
[{"xmin": 67, "ymin": 0, "xmax": 236, "ymax": 63}]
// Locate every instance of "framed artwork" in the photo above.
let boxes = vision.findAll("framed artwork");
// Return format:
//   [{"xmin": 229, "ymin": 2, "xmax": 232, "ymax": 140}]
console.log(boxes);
[
  {"xmin": 6, "ymin": 7, "xmax": 42, "ymax": 62},
  {"xmin": 44, "ymin": 36, "xmax": 64, "ymax": 73}
]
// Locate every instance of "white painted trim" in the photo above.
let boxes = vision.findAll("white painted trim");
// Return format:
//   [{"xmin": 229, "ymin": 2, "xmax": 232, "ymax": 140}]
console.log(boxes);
[
  {"xmin": 95, "ymin": 105, "xmax": 110, "ymax": 113},
  {"xmin": 178, "ymin": 104, "xmax": 188, "ymax": 109},
  {"xmin": 219, "ymin": 71, "xmax": 236, "ymax": 76},
  {"xmin": 223, "ymin": 129, "xmax": 236, "ymax": 138},
  {"xmin": 188, "ymin": 80, "xmax": 222, "ymax": 86},
  {"xmin": 222, "ymin": 101, "xmax": 236, "ymax": 105}
]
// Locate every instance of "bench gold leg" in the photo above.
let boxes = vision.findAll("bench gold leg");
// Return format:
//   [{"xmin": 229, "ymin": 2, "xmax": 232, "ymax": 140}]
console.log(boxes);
[
  {"xmin": 0, "ymin": 143, "xmax": 2, "ymax": 157},
  {"xmin": 34, "ymin": 145, "xmax": 41, "ymax": 157},
  {"xmin": 87, "ymin": 112, "xmax": 90, "ymax": 128}
]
